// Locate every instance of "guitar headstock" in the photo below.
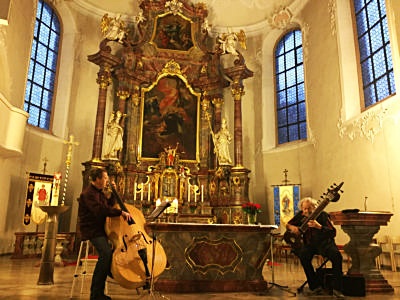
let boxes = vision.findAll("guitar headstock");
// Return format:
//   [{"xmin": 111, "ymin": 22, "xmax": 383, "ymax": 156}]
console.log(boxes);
[{"xmin": 320, "ymin": 181, "xmax": 344, "ymax": 203}]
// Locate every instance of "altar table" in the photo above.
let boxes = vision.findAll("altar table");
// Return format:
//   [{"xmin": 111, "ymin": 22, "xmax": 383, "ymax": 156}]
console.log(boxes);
[{"xmin": 147, "ymin": 222, "xmax": 277, "ymax": 293}]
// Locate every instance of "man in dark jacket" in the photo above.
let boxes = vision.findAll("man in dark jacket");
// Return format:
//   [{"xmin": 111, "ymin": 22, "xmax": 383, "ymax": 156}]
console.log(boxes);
[
  {"xmin": 286, "ymin": 197, "xmax": 344, "ymax": 299},
  {"xmin": 78, "ymin": 167, "xmax": 131, "ymax": 300}
]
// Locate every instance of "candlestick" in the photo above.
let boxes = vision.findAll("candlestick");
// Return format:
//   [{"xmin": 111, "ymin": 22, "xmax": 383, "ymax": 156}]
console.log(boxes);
[
  {"xmin": 140, "ymin": 184, "xmax": 143, "ymax": 201},
  {"xmin": 148, "ymin": 183, "xmax": 151, "ymax": 202},
  {"xmin": 134, "ymin": 182, "xmax": 137, "ymax": 201},
  {"xmin": 173, "ymin": 198, "xmax": 178, "ymax": 214},
  {"xmin": 201, "ymin": 185, "xmax": 204, "ymax": 203}
]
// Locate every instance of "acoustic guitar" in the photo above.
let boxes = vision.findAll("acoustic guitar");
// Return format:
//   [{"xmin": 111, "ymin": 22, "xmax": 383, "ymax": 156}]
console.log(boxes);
[{"xmin": 283, "ymin": 182, "xmax": 344, "ymax": 250}]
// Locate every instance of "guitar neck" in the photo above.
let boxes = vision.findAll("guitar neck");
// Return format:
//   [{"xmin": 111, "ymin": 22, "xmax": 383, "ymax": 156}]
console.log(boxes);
[{"xmin": 299, "ymin": 199, "xmax": 329, "ymax": 232}]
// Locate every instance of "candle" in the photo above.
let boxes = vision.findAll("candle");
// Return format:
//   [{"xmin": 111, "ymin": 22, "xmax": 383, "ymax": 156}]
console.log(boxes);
[
  {"xmin": 188, "ymin": 181, "xmax": 191, "ymax": 202},
  {"xmin": 156, "ymin": 198, "xmax": 161, "ymax": 207},
  {"xmin": 140, "ymin": 184, "xmax": 143, "ymax": 201},
  {"xmin": 134, "ymin": 182, "xmax": 137, "ymax": 201},
  {"xmin": 201, "ymin": 185, "xmax": 204, "ymax": 203},
  {"xmin": 194, "ymin": 187, "xmax": 197, "ymax": 203},
  {"xmin": 173, "ymin": 198, "xmax": 178, "ymax": 213},
  {"xmin": 148, "ymin": 183, "xmax": 151, "ymax": 202}
]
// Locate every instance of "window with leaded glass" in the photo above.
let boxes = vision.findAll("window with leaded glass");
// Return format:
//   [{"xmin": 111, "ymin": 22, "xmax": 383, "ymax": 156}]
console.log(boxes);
[
  {"xmin": 275, "ymin": 29, "xmax": 306, "ymax": 145},
  {"xmin": 24, "ymin": 0, "xmax": 60, "ymax": 130},
  {"xmin": 353, "ymin": 0, "xmax": 395, "ymax": 108}
]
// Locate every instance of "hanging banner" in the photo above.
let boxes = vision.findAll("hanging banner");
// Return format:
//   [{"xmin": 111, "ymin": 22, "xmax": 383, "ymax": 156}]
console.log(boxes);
[
  {"xmin": 273, "ymin": 185, "xmax": 300, "ymax": 231},
  {"xmin": 24, "ymin": 173, "xmax": 54, "ymax": 225}
]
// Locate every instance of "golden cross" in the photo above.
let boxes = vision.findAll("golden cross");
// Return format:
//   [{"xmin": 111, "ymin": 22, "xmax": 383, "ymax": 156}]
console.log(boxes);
[{"xmin": 63, "ymin": 135, "xmax": 79, "ymax": 167}]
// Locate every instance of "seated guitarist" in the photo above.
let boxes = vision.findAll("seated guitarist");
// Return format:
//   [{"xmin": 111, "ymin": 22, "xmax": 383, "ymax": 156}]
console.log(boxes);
[{"xmin": 286, "ymin": 197, "xmax": 344, "ymax": 298}]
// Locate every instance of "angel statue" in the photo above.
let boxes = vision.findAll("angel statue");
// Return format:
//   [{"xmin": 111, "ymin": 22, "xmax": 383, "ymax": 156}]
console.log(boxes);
[
  {"xmin": 218, "ymin": 29, "xmax": 247, "ymax": 56},
  {"xmin": 101, "ymin": 14, "xmax": 127, "ymax": 43}
]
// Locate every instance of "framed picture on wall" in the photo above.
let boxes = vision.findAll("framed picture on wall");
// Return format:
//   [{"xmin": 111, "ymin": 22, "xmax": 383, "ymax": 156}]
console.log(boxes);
[
  {"xmin": 150, "ymin": 12, "xmax": 195, "ymax": 52},
  {"xmin": 138, "ymin": 61, "xmax": 201, "ymax": 163}
]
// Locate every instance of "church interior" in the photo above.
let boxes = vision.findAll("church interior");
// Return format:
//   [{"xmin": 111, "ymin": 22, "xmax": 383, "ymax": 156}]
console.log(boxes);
[{"xmin": 1, "ymin": 0, "xmax": 400, "ymax": 298}]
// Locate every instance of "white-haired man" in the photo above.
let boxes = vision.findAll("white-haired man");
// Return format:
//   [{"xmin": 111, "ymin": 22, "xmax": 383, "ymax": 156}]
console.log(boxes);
[{"xmin": 286, "ymin": 197, "xmax": 344, "ymax": 298}]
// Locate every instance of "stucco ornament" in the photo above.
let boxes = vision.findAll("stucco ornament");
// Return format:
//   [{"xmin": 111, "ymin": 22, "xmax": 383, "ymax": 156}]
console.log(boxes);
[
  {"xmin": 337, "ymin": 109, "xmax": 387, "ymax": 143},
  {"xmin": 269, "ymin": 7, "xmax": 292, "ymax": 29},
  {"xmin": 165, "ymin": 0, "xmax": 183, "ymax": 15}
]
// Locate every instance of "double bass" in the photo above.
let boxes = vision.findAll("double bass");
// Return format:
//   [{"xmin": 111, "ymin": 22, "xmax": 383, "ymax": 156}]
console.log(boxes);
[{"xmin": 105, "ymin": 184, "xmax": 167, "ymax": 289}]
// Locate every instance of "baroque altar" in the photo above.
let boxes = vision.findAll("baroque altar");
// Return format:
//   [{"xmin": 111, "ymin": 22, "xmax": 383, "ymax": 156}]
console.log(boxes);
[{"xmin": 83, "ymin": 0, "xmax": 254, "ymax": 224}]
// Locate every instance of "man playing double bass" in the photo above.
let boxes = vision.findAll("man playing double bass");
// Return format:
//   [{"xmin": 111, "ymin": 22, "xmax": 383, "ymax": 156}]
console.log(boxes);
[
  {"xmin": 286, "ymin": 197, "xmax": 345, "ymax": 298},
  {"xmin": 78, "ymin": 168, "xmax": 132, "ymax": 300}
]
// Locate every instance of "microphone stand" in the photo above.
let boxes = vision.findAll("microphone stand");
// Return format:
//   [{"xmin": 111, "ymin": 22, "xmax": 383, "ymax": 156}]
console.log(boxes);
[
  {"xmin": 265, "ymin": 232, "xmax": 296, "ymax": 296},
  {"xmin": 139, "ymin": 201, "xmax": 171, "ymax": 300}
]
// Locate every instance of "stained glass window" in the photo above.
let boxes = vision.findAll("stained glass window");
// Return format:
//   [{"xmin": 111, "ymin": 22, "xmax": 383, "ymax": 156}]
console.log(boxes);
[
  {"xmin": 24, "ymin": 0, "xmax": 60, "ymax": 130},
  {"xmin": 353, "ymin": 0, "xmax": 395, "ymax": 107},
  {"xmin": 275, "ymin": 30, "xmax": 307, "ymax": 144}
]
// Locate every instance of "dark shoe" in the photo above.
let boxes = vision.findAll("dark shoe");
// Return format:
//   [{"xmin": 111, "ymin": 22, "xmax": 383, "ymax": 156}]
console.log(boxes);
[
  {"xmin": 143, "ymin": 280, "xmax": 150, "ymax": 290},
  {"xmin": 333, "ymin": 289, "xmax": 345, "ymax": 299},
  {"xmin": 90, "ymin": 295, "xmax": 111, "ymax": 300},
  {"xmin": 309, "ymin": 286, "xmax": 324, "ymax": 296}
]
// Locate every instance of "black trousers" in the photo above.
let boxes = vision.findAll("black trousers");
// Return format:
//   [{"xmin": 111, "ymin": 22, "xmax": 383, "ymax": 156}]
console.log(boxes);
[{"xmin": 297, "ymin": 242, "xmax": 343, "ymax": 291}]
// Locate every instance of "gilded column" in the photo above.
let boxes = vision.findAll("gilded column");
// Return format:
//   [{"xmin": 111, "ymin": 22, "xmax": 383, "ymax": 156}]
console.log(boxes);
[
  {"xmin": 117, "ymin": 89, "xmax": 130, "ymax": 117},
  {"xmin": 88, "ymin": 41, "xmax": 121, "ymax": 162},
  {"xmin": 92, "ymin": 66, "xmax": 112, "ymax": 161},
  {"xmin": 212, "ymin": 97, "xmax": 224, "ymax": 132},
  {"xmin": 126, "ymin": 85, "xmax": 140, "ymax": 164},
  {"xmin": 230, "ymin": 80, "xmax": 245, "ymax": 169}
]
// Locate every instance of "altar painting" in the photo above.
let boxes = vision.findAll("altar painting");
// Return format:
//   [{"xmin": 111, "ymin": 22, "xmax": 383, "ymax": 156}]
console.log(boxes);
[
  {"xmin": 139, "ymin": 74, "xmax": 200, "ymax": 162},
  {"xmin": 150, "ymin": 13, "xmax": 194, "ymax": 52}
]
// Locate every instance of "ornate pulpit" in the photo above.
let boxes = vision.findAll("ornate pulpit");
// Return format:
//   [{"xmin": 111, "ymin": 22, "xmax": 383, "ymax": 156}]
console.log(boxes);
[{"xmin": 330, "ymin": 211, "xmax": 394, "ymax": 293}]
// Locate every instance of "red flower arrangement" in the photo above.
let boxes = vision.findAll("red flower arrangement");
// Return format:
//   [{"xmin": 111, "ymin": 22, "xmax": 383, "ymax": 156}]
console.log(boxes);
[{"xmin": 242, "ymin": 202, "xmax": 262, "ymax": 215}]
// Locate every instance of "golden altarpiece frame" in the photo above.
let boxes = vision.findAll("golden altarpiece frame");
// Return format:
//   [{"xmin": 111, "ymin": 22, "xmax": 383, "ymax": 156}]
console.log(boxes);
[{"xmin": 84, "ymin": 0, "xmax": 254, "ymax": 224}]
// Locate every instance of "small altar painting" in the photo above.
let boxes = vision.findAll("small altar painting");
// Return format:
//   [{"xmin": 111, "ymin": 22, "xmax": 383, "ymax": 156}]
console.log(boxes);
[
  {"xmin": 140, "ymin": 75, "xmax": 199, "ymax": 161},
  {"xmin": 151, "ymin": 13, "xmax": 194, "ymax": 51}
]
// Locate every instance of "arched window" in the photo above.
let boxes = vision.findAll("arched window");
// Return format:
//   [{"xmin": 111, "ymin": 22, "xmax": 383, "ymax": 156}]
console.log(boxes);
[
  {"xmin": 275, "ymin": 29, "xmax": 306, "ymax": 144},
  {"xmin": 353, "ymin": 0, "xmax": 396, "ymax": 108},
  {"xmin": 24, "ymin": 0, "xmax": 61, "ymax": 130}
]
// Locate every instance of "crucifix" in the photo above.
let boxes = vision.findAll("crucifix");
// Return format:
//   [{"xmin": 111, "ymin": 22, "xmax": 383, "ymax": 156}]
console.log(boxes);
[
  {"xmin": 61, "ymin": 135, "xmax": 79, "ymax": 206},
  {"xmin": 282, "ymin": 169, "xmax": 290, "ymax": 185},
  {"xmin": 41, "ymin": 157, "xmax": 49, "ymax": 174}
]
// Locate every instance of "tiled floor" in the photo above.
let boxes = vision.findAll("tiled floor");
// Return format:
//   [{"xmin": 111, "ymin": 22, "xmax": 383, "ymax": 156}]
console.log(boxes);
[{"xmin": 0, "ymin": 254, "xmax": 399, "ymax": 299}]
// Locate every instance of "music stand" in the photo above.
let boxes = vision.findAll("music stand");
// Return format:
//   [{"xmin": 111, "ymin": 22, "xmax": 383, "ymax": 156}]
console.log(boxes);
[
  {"xmin": 265, "ymin": 232, "xmax": 296, "ymax": 296},
  {"xmin": 139, "ymin": 201, "xmax": 171, "ymax": 300}
]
